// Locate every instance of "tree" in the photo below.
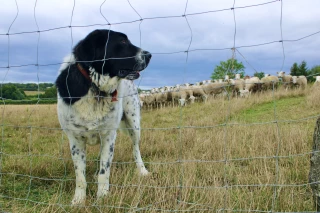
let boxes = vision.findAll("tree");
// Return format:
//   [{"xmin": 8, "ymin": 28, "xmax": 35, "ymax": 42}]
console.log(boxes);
[
  {"xmin": 290, "ymin": 62, "xmax": 299, "ymax": 76},
  {"xmin": 308, "ymin": 65, "xmax": 320, "ymax": 82},
  {"xmin": 290, "ymin": 61, "xmax": 309, "ymax": 76},
  {"xmin": 211, "ymin": 59, "xmax": 245, "ymax": 80},
  {"xmin": 254, "ymin": 71, "xmax": 265, "ymax": 79},
  {"xmin": 299, "ymin": 60, "xmax": 308, "ymax": 76},
  {"xmin": 41, "ymin": 86, "xmax": 57, "ymax": 99},
  {"xmin": 1, "ymin": 84, "xmax": 26, "ymax": 100}
]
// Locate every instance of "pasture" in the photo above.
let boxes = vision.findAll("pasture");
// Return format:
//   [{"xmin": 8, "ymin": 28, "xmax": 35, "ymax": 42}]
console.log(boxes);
[
  {"xmin": 24, "ymin": 91, "xmax": 45, "ymax": 96},
  {"xmin": 0, "ymin": 86, "xmax": 319, "ymax": 212}
]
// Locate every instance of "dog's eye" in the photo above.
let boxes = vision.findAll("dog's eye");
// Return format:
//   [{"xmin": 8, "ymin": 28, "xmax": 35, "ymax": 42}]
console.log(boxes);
[{"xmin": 120, "ymin": 40, "xmax": 127, "ymax": 44}]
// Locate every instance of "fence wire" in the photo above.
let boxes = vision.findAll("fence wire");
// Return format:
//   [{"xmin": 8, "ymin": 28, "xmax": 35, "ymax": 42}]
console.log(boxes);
[{"xmin": 0, "ymin": 0, "xmax": 320, "ymax": 212}]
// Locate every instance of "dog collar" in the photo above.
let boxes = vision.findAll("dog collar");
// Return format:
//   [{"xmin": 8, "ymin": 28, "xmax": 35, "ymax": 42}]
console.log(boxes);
[
  {"xmin": 77, "ymin": 63, "xmax": 118, "ymax": 102},
  {"xmin": 77, "ymin": 63, "xmax": 92, "ymax": 83}
]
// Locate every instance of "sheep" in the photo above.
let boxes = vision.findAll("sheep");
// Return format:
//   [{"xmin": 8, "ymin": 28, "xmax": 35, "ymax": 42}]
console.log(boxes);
[
  {"xmin": 229, "ymin": 79, "xmax": 245, "ymax": 97},
  {"xmin": 292, "ymin": 76, "xmax": 307, "ymax": 90},
  {"xmin": 170, "ymin": 85, "xmax": 190, "ymax": 107},
  {"xmin": 143, "ymin": 92, "xmax": 156, "ymax": 110},
  {"xmin": 163, "ymin": 86, "xmax": 174, "ymax": 107},
  {"xmin": 202, "ymin": 82, "xmax": 227, "ymax": 98},
  {"xmin": 139, "ymin": 91, "xmax": 147, "ymax": 107},
  {"xmin": 189, "ymin": 83, "xmax": 207, "ymax": 103},
  {"xmin": 313, "ymin": 76, "xmax": 320, "ymax": 87},
  {"xmin": 240, "ymin": 76, "xmax": 261, "ymax": 97},
  {"xmin": 235, "ymin": 73, "xmax": 241, "ymax": 80},
  {"xmin": 155, "ymin": 87, "xmax": 168, "ymax": 109},
  {"xmin": 202, "ymin": 80, "xmax": 212, "ymax": 85},
  {"xmin": 260, "ymin": 75, "xmax": 279, "ymax": 91},
  {"xmin": 277, "ymin": 71, "xmax": 293, "ymax": 90}
]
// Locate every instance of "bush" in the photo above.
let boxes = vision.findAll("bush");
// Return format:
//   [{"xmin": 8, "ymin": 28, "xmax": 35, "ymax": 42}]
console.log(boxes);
[
  {"xmin": 41, "ymin": 86, "xmax": 57, "ymax": 99},
  {"xmin": 1, "ymin": 84, "xmax": 26, "ymax": 100}
]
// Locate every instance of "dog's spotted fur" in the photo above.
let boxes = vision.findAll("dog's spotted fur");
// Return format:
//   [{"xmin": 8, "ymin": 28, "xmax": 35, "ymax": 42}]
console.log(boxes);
[{"xmin": 55, "ymin": 29, "xmax": 151, "ymax": 205}]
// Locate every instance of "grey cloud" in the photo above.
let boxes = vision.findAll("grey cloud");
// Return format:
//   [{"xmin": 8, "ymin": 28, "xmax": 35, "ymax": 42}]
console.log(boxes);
[{"xmin": 0, "ymin": 0, "xmax": 319, "ymax": 89}]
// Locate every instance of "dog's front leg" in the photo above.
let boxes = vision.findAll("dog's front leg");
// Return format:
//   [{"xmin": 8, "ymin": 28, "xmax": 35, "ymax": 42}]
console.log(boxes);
[
  {"xmin": 67, "ymin": 133, "xmax": 87, "ymax": 205},
  {"xmin": 97, "ymin": 130, "xmax": 117, "ymax": 200}
]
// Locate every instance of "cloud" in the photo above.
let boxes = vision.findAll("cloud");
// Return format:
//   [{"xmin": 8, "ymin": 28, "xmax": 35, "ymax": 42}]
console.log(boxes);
[{"xmin": 0, "ymin": 0, "xmax": 319, "ymax": 89}]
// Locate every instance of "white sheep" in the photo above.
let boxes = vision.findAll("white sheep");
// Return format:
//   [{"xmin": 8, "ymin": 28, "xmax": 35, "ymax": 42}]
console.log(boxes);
[
  {"xmin": 241, "ymin": 76, "xmax": 261, "ymax": 97},
  {"xmin": 202, "ymin": 82, "xmax": 227, "ymax": 98},
  {"xmin": 189, "ymin": 84, "xmax": 207, "ymax": 103},
  {"xmin": 277, "ymin": 71, "xmax": 293, "ymax": 90},
  {"xmin": 229, "ymin": 79, "xmax": 245, "ymax": 97},
  {"xmin": 143, "ymin": 92, "xmax": 156, "ymax": 110},
  {"xmin": 292, "ymin": 76, "xmax": 307, "ymax": 90},
  {"xmin": 260, "ymin": 75, "xmax": 279, "ymax": 91},
  {"xmin": 155, "ymin": 87, "xmax": 168, "ymax": 109},
  {"xmin": 139, "ymin": 91, "xmax": 147, "ymax": 107},
  {"xmin": 170, "ymin": 85, "xmax": 189, "ymax": 107},
  {"xmin": 202, "ymin": 80, "xmax": 212, "ymax": 85},
  {"xmin": 313, "ymin": 76, "xmax": 320, "ymax": 87}
]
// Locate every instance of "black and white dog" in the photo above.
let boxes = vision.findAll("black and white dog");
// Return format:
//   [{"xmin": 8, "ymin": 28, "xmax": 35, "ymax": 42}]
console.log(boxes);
[{"xmin": 55, "ymin": 29, "xmax": 151, "ymax": 205}]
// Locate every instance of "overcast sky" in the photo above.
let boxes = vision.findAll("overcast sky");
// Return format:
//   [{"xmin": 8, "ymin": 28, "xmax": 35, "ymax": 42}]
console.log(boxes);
[{"xmin": 0, "ymin": 0, "xmax": 319, "ymax": 89}]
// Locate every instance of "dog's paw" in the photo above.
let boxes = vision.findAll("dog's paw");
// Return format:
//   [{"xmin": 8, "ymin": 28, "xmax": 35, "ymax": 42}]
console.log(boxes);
[
  {"xmin": 97, "ymin": 184, "xmax": 109, "ymax": 200},
  {"xmin": 71, "ymin": 194, "xmax": 86, "ymax": 206},
  {"xmin": 139, "ymin": 167, "xmax": 150, "ymax": 176}
]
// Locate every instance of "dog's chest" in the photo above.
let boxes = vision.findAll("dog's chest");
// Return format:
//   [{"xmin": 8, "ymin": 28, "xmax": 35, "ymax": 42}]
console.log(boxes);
[{"xmin": 59, "ymin": 93, "xmax": 123, "ymax": 132}]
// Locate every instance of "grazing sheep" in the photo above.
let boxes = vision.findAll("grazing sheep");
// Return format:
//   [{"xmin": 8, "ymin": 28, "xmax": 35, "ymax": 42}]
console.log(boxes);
[
  {"xmin": 241, "ymin": 76, "xmax": 261, "ymax": 97},
  {"xmin": 190, "ymin": 84, "xmax": 207, "ymax": 103},
  {"xmin": 139, "ymin": 91, "xmax": 147, "ymax": 107},
  {"xmin": 164, "ymin": 86, "xmax": 174, "ymax": 107},
  {"xmin": 202, "ymin": 82, "xmax": 227, "ymax": 98},
  {"xmin": 170, "ymin": 85, "xmax": 189, "ymax": 107},
  {"xmin": 260, "ymin": 75, "xmax": 279, "ymax": 91},
  {"xmin": 235, "ymin": 73, "xmax": 241, "ymax": 80},
  {"xmin": 313, "ymin": 76, "xmax": 320, "ymax": 87},
  {"xmin": 245, "ymin": 76, "xmax": 261, "ymax": 92},
  {"xmin": 292, "ymin": 76, "xmax": 307, "ymax": 90},
  {"xmin": 230, "ymin": 79, "xmax": 245, "ymax": 97},
  {"xmin": 277, "ymin": 71, "xmax": 293, "ymax": 90},
  {"xmin": 143, "ymin": 92, "xmax": 156, "ymax": 110},
  {"xmin": 202, "ymin": 80, "xmax": 212, "ymax": 85},
  {"xmin": 155, "ymin": 87, "xmax": 168, "ymax": 109}
]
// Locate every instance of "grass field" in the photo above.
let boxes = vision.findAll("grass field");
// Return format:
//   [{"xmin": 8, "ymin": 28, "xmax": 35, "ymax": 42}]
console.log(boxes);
[
  {"xmin": 0, "ymin": 86, "xmax": 319, "ymax": 212},
  {"xmin": 24, "ymin": 91, "xmax": 45, "ymax": 96}
]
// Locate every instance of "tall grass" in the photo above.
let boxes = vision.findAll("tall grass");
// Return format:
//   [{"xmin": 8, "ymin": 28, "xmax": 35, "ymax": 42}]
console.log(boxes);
[{"xmin": 0, "ymin": 86, "xmax": 319, "ymax": 212}]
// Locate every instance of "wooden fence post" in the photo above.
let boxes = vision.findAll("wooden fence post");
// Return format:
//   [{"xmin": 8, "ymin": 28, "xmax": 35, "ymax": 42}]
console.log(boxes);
[{"xmin": 309, "ymin": 117, "xmax": 320, "ymax": 210}]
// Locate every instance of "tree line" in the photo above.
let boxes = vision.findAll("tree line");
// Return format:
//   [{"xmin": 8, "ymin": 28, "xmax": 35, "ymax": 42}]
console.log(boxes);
[
  {"xmin": 4, "ymin": 83, "xmax": 55, "ymax": 91},
  {"xmin": 1, "ymin": 83, "xmax": 56, "ymax": 101},
  {"xmin": 211, "ymin": 59, "xmax": 320, "ymax": 81}
]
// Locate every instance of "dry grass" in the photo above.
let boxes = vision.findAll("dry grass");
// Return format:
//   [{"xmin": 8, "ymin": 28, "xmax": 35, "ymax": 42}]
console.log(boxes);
[
  {"xmin": 24, "ymin": 91, "xmax": 45, "ymax": 96},
  {"xmin": 0, "ymin": 86, "xmax": 319, "ymax": 212}
]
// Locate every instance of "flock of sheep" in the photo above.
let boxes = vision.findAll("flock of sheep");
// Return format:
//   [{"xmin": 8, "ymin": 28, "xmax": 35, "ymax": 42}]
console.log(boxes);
[{"xmin": 139, "ymin": 71, "xmax": 320, "ymax": 109}]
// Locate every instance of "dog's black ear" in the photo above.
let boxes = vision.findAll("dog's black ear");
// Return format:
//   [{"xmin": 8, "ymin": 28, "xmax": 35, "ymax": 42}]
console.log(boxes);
[{"xmin": 73, "ymin": 30, "xmax": 109, "ymax": 65}]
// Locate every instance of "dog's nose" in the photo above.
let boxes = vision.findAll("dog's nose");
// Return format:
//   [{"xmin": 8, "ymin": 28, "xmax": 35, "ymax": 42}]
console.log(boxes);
[{"xmin": 142, "ymin": 51, "xmax": 152, "ymax": 60}]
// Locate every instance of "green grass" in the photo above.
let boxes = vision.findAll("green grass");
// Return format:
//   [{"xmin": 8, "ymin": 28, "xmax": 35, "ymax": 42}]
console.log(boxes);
[{"xmin": 234, "ymin": 96, "xmax": 306, "ymax": 122}]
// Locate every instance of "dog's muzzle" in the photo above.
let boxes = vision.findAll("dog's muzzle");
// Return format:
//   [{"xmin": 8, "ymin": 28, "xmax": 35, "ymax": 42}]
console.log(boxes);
[
  {"xmin": 117, "ymin": 70, "xmax": 140, "ymax": 80},
  {"xmin": 117, "ymin": 51, "xmax": 152, "ymax": 80}
]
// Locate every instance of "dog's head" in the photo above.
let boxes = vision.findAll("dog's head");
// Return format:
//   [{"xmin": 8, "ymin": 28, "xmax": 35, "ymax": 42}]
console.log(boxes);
[{"xmin": 73, "ymin": 29, "xmax": 151, "ymax": 80}]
